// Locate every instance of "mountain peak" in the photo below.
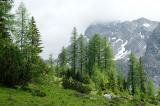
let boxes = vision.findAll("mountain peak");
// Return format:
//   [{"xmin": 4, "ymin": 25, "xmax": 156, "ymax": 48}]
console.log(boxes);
[{"xmin": 133, "ymin": 17, "xmax": 151, "ymax": 23}]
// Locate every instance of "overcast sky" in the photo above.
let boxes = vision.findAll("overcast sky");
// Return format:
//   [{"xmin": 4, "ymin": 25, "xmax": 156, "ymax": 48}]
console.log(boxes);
[{"xmin": 14, "ymin": 0, "xmax": 160, "ymax": 59}]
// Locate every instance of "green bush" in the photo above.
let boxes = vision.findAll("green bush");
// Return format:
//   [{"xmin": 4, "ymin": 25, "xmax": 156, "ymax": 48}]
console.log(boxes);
[
  {"xmin": 146, "ymin": 96, "xmax": 159, "ymax": 105},
  {"xmin": 63, "ymin": 70, "xmax": 91, "ymax": 84},
  {"xmin": 81, "ymin": 74, "xmax": 90, "ymax": 84},
  {"xmin": 62, "ymin": 78, "xmax": 91, "ymax": 94},
  {"xmin": 21, "ymin": 87, "xmax": 46, "ymax": 97},
  {"xmin": 31, "ymin": 89, "xmax": 46, "ymax": 97}
]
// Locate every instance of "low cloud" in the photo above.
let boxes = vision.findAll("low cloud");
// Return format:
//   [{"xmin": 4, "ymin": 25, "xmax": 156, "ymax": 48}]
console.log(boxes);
[{"xmin": 14, "ymin": 0, "xmax": 160, "ymax": 59}]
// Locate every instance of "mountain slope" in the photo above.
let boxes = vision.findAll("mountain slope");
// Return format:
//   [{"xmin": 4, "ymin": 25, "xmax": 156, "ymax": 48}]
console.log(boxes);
[
  {"xmin": 85, "ymin": 17, "xmax": 160, "ymax": 86},
  {"xmin": 144, "ymin": 23, "xmax": 160, "ymax": 87}
]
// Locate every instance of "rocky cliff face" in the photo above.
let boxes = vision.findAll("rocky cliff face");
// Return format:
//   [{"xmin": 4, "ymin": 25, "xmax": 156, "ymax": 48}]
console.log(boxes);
[
  {"xmin": 144, "ymin": 23, "xmax": 160, "ymax": 87},
  {"xmin": 85, "ymin": 17, "xmax": 160, "ymax": 87}
]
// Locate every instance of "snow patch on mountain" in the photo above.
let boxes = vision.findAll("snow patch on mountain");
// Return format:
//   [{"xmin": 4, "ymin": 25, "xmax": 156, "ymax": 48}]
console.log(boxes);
[
  {"xmin": 143, "ymin": 23, "xmax": 150, "ymax": 27},
  {"xmin": 114, "ymin": 40, "xmax": 129, "ymax": 60},
  {"xmin": 115, "ymin": 39, "xmax": 123, "ymax": 43},
  {"xmin": 112, "ymin": 37, "xmax": 116, "ymax": 40},
  {"xmin": 139, "ymin": 32, "xmax": 145, "ymax": 39}
]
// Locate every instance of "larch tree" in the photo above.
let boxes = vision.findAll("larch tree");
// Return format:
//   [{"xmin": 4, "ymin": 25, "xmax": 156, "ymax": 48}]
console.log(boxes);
[
  {"xmin": 70, "ymin": 27, "xmax": 78, "ymax": 75},
  {"xmin": 101, "ymin": 37, "xmax": 117, "ymax": 91},
  {"xmin": 127, "ymin": 53, "xmax": 138, "ymax": 96},
  {"xmin": 138, "ymin": 57, "xmax": 146, "ymax": 97},
  {"xmin": 14, "ymin": 2, "xmax": 32, "ymax": 84},
  {"xmin": 48, "ymin": 54, "xmax": 54, "ymax": 70},
  {"xmin": 77, "ymin": 34, "xmax": 86, "ymax": 74},
  {"xmin": 88, "ymin": 34, "xmax": 102, "ymax": 75},
  {"xmin": 58, "ymin": 47, "xmax": 67, "ymax": 72},
  {"xmin": 102, "ymin": 37, "xmax": 113, "ymax": 71},
  {"xmin": 147, "ymin": 80, "xmax": 155, "ymax": 98},
  {"xmin": 14, "ymin": 2, "xmax": 29, "ymax": 50}
]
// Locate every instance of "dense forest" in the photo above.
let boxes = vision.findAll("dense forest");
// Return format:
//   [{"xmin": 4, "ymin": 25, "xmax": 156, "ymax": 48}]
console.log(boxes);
[{"xmin": 1, "ymin": 0, "xmax": 160, "ymax": 106}]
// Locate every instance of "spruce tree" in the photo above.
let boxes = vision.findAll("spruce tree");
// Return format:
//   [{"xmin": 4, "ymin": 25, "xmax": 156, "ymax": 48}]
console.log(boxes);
[
  {"xmin": 29, "ymin": 16, "xmax": 43, "ymax": 55},
  {"xmin": 0, "ymin": 0, "xmax": 22, "ymax": 86},
  {"xmin": 27, "ymin": 16, "xmax": 43, "ymax": 80}
]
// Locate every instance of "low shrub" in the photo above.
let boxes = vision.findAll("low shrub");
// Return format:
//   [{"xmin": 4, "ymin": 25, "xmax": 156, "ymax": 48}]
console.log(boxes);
[
  {"xmin": 62, "ymin": 78, "xmax": 91, "ymax": 94},
  {"xmin": 21, "ymin": 87, "xmax": 46, "ymax": 97},
  {"xmin": 63, "ymin": 70, "xmax": 91, "ymax": 84},
  {"xmin": 31, "ymin": 89, "xmax": 46, "ymax": 97}
]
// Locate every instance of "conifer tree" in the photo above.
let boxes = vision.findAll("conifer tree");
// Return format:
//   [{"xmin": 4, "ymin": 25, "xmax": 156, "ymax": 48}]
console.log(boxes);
[
  {"xmin": 14, "ymin": 2, "xmax": 29, "ymax": 50},
  {"xmin": 138, "ymin": 57, "xmax": 146, "ymax": 97},
  {"xmin": 27, "ymin": 16, "xmax": 43, "ymax": 79},
  {"xmin": 108, "ymin": 69, "xmax": 117, "ymax": 91},
  {"xmin": 70, "ymin": 27, "xmax": 78, "ymax": 75},
  {"xmin": 14, "ymin": 2, "xmax": 32, "ymax": 84},
  {"xmin": 101, "ymin": 37, "xmax": 117, "ymax": 91},
  {"xmin": 77, "ymin": 34, "xmax": 86, "ymax": 74},
  {"xmin": 48, "ymin": 54, "xmax": 54, "ymax": 69},
  {"xmin": 102, "ymin": 37, "xmax": 113, "ymax": 72},
  {"xmin": 0, "ymin": 0, "xmax": 22, "ymax": 86},
  {"xmin": 127, "ymin": 53, "xmax": 138, "ymax": 95},
  {"xmin": 29, "ymin": 16, "xmax": 43, "ymax": 55},
  {"xmin": 88, "ymin": 34, "xmax": 102, "ymax": 75},
  {"xmin": 117, "ymin": 72, "xmax": 125, "ymax": 91},
  {"xmin": 58, "ymin": 47, "xmax": 67, "ymax": 72},
  {"xmin": 147, "ymin": 80, "xmax": 155, "ymax": 98}
]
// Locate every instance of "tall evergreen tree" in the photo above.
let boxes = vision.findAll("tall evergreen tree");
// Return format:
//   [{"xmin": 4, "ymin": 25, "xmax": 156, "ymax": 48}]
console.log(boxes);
[
  {"xmin": 99, "ymin": 37, "xmax": 117, "ymax": 91},
  {"xmin": 0, "ymin": 0, "xmax": 22, "ymax": 86},
  {"xmin": 117, "ymin": 72, "xmax": 125, "ymax": 91},
  {"xmin": 147, "ymin": 80, "xmax": 155, "ymax": 98},
  {"xmin": 14, "ymin": 2, "xmax": 29, "ymax": 50},
  {"xmin": 77, "ymin": 34, "xmax": 86, "ymax": 74},
  {"xmin": 138, "ymin": 57, "xmax": 146, "ymax": 97},
  {"xmin": 84, "ymin": 46, "xmax": 89, "ymax": 74},
  {"xmin": 48, "ymin": 54, "xmax": 54, "ymax": 69},
  {"xmin": 102, "ymin": 37, "xmax": 113, "ymax": 71},
  {"xmin": 27, "ymin": 16, "xmax": 43, "ymax": 80},
  {"xmin": 58, "ymin": 47, "xmax": 67, "ymax": 72},
  {"xmin": 29, "ymin": 16, "xmax": 43, "ymax": 55},
  {"xmin": 70, "ymin": 27, "xmax": 78, "ymax": 75},
  {"xmin": 127, "ymin": 53, "xmax": 138, "ymax": 95},
  {"xmin": 88, "ymin": 34, "xmax": 102, "ymax": 75},
  {"xmin": 14, "ymin": 4, "xmax": 43, "ymax": 83},
  {"xmin": 14, "ymin": 2, "xmax": 32, "ymax": 84},
  {"xmin": 0, "ymin": 0, "xmax": 13, "ymax": 40}
]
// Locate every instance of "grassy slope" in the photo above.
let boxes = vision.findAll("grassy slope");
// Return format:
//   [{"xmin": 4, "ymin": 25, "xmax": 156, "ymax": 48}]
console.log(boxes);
[
  {"xmin": 0, "ymin": 74, "xmax": 108, "ymax": 106},
  {"xmin": 0, "ymin": 73, "xmax": 158, "ymax": 106}
]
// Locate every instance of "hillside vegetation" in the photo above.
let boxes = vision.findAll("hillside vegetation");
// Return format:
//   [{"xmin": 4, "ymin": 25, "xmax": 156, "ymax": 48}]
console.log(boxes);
[{"xmin": 0, "ymin": 73, "xmax": 157, "ymax": 106}]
